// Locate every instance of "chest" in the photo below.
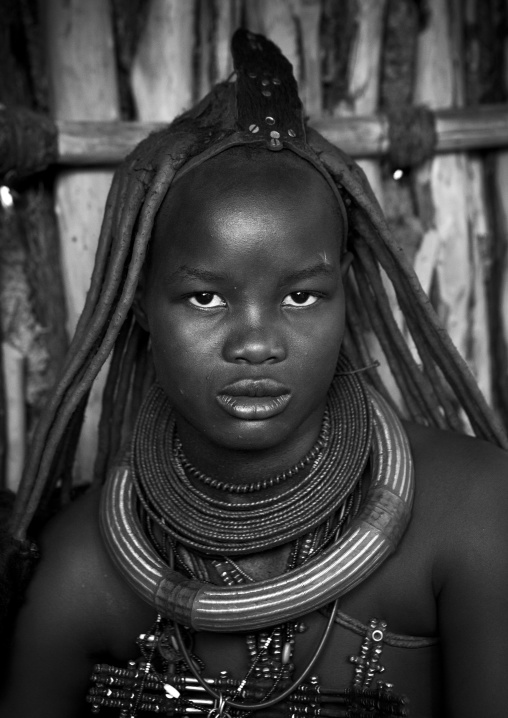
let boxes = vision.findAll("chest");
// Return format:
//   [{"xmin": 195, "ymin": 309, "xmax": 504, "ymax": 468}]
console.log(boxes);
[
  {"xmin": 90, "ymin": 603, "xmax": 440, "ymax": 717},
  {"xmin": 95, "ymin": 464, "xmax": 443, "ymax": 714}
]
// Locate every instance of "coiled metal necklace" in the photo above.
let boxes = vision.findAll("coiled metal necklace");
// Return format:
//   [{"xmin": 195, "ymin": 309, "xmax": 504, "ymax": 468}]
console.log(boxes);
[{"xmin": 131, "ymin": 354, "xmax": 372, "ymax": 555}]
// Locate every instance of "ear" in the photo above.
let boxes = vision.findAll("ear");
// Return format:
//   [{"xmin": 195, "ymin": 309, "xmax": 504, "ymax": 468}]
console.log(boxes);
[
  {"xmin": 132, "ymin": 268, "xmax": 149, "ymax": 331},
  {"xmin": 340, "ymin": 251, "xmax": 353, "ymax": 279}
]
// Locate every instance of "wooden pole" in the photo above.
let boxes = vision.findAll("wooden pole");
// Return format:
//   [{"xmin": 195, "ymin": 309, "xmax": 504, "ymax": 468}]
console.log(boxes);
[
  {"xmin": 244, "ymin": 0, "xmax": 301, "ymax": 85},
  {"xmin": 43, "ymin": 0, "xmax": 121, "ymax": 482},
  {"xmin": 451, "ymin": 0, "xmax": 491, "ymax": 402},
  {"xmin": 131, "ymin": 0, "xmax": 195, "ymax": 121},
  {"xmin": 333, "ymin": 0, "xmax": 387, "ymax": 203},
  {"xmin": 130, "ymin": 0, "xmax": 196, "ymax": 119},
  {"xmin": 195, "ymin": 0, "xmax": 241, "ymax": 99},
  {"xmin": 413, "ymin": 0, "xmax": 491, "ymax": 404},
  {"xmin": 3, "ymin": 344, "xmax": 25, "ymax": 492},
  {"xmin": 379, "ymin": 0, "xmax": 422, "ymax": 276},
  {"xmin": 299, "ymin": 0, "xmax": 323, "ymax": 116},
  {"xmin": 214, "ymin": 0, "xmax": 243, "ymax": 80},
  {"xmin": 493, "ymin": 0, "xmax": 508, "ymax": 421}
]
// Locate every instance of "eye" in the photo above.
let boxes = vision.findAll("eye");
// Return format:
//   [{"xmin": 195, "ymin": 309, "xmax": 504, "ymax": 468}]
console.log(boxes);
[
  {"xmin": 282, "ymin": 291, "xmax": 320, "ymax": 307},
  {"xmin": 188, "ymin": 292, "xmax": 226, "ymax": 309}
]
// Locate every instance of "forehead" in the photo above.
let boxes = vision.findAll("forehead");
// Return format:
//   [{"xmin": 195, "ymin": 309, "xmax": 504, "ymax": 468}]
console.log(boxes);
[{"xmin": 149, "ymin": 148, "xmax": 345, "ymax": 266}]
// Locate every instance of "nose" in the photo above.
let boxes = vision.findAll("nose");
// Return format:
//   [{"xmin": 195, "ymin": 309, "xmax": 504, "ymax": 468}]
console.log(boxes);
[{"xmin": 223, "ymin": 311, "xmax": 286, "ymax": 365}]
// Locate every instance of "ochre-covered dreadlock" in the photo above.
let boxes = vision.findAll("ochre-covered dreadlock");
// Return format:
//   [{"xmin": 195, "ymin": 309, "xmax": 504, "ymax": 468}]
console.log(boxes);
[{"xmin": 5, "ymin": 30, "xmax": 508, "ymax": 606}]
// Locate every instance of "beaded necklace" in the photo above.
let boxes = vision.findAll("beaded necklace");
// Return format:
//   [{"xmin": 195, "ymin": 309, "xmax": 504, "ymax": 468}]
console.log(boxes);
[
  {"xmin": 175, "ymin": 421, "xmax": 327, "ymax": 493},
  {"xmin": 131, "ymin": 354, "xmax": 372, "ymax": 556}
]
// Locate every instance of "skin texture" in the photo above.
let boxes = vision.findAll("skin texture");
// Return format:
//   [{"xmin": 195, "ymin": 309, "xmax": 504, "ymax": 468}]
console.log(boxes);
[{"xmin": 2, "ymin": 150, "xmax": 508, "ymax": 718}]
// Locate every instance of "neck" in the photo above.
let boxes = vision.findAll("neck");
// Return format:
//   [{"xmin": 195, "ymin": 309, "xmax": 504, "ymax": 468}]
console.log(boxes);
[{"xmin": 173, "ymin": 405, "xmax": 326, "ymax": 487}]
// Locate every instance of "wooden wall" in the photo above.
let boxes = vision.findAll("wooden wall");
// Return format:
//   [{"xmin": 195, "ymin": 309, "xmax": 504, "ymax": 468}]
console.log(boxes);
[{"xmin": 1, "ymin": 0, "xmax": 507, "ymax": 490}]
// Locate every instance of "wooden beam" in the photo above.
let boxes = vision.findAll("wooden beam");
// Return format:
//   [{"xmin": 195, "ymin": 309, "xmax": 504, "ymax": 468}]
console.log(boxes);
[
  {"xmin": 314, "ymin": 105, "xmax": 508, "ymax": 156},
  {"xmin": 51, "ymin": 104, "xmax": 508, "ymax": 167}
]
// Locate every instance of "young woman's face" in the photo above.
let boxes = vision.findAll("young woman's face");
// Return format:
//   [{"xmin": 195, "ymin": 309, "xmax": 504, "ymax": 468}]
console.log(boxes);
[{"xmin": 142, "ymin": 150, "xmax": 349, "ymax": 453}]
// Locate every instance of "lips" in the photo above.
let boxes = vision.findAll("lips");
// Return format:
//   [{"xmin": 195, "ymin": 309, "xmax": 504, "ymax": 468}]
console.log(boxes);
[
  {"xmin": 220, "ymin": 379, "xmax": 290, "ymax": 397},
  {"xmin": 217, "ymin": 379, "xmax": 291, "ymax": 420}
]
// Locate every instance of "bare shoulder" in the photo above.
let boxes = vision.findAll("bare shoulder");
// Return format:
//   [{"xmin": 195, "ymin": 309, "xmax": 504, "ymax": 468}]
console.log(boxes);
[
  {"xmin": 404, "ymin": 420, "xmax": 508, "ymax": 514},
  {"xmin": 1, "ymin": 487, "xmax": 152, "ymax": 717},
  {"xmin": 405, "ymin": 419, "xmax": 508, "ymax": 476},
  {"xmin": 403, "ymin": 421, "xmax": 508, "ymax": 587},
  {"xmin": 402, "ymin": 423, "xmax": 508, "ymax": 716},
  {"xmin": 32, "ymin": 486, "xmax": 152, "ymax": 651}
]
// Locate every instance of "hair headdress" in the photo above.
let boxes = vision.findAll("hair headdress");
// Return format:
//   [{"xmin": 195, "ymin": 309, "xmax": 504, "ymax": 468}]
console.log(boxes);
[
  {"xmin": 165, "ymin": 29, "xmax": 349, "ymax": 237},
  {"xmin": 7, "ymin": 29, "xmax": 507, "ymax": 552}
]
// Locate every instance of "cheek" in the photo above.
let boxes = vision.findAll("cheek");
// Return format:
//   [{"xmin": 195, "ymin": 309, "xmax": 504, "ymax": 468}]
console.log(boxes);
[
  {"xmin": 298, "ymin": 300, "xmax": 345, "ymax": 362},
  {"xmin": 148, "ymin": 311, "xmax": 219, "ymax": 394}
]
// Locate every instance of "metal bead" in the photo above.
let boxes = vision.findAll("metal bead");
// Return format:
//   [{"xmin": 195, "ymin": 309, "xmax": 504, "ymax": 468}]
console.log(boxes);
[
  {"xmin": 164, "ymin": 683, "xmax": 180, "ymax": 699},
  {"xmin": 261, "ymin": 79, "xmax": 270, "ymax": 86},
  {"xmin": 265, "ymin": 116, "xmax": 275, "ymax": 125},
  {"xmin": 262, "ymin": 90, "xmax": 272, "ymax": 97},
  {"xmin": 272, "ymin": 78, "xmax": 281, "ymax": 85},
  {"xmin": 248, "ymin": 124, "xmax": 259, "ymax": 133},
  {"xmin": 282, "ymin": 641, "xmax": 292, "ymax": 664},
  {"xmin": 270, "ymin": 131, "xmax": 280, "ymax": 139},
  {"xmin": 288, "ymin": 129, "xmax": 296, "ymax": 137}
]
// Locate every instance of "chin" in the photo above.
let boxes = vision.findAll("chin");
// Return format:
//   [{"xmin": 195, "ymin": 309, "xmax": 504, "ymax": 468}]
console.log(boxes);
[{"xmin": 211, "ymin": 417, "xmax": 296, "ymax": 452}]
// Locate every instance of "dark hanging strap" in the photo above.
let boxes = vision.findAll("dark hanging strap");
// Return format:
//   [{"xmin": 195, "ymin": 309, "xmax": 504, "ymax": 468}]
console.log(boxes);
[
  {"xmin": 0, "ymin": 107, "xmax": 58, "ymax": 182},
  {"xmin": 386, "ymin": 105, "xmax": 437, "ymax": 170}
]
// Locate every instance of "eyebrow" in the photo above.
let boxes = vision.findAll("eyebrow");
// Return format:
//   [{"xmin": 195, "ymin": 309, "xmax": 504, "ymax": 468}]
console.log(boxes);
[
  {"xmin": 171, "ymin": 265, "xmax": 229, "ymax": 282},
  {"xmin": 279, "ymin": 261, "xmax": 337, "ymax": 284},
  {"xmin": 170, "ymin": 261, "xmax": 337, "ymax": 284}
]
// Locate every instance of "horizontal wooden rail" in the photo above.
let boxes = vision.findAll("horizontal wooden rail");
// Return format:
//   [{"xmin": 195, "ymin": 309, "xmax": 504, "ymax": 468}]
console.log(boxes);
[
  {"xmin": 55, "ymin": 105, "xmax": 508, "ymax": 165},
  {"xmin": 2, "ymin": 104, "xmax": 508, "ymax": 180}
]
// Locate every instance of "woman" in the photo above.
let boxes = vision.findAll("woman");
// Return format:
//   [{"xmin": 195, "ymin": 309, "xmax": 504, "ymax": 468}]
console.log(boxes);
[{"xmin": 2, "ymin": 30, "xmax": 508, "ymax": 718}]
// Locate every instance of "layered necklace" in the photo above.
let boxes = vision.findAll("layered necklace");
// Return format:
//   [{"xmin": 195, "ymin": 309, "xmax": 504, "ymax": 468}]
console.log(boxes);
[{"xmin": 131, "ymin": 353, "xmax": 372, "ymax": 556}]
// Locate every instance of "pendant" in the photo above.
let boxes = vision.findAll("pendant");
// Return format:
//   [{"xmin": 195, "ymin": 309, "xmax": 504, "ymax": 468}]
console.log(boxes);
[
  {"xmin": 207, "ymin": 693, "xmax": 233, "ymax": 718},
  {"xmin": 157, "ymin": 625, "xmax": 183, "ymax": 663},
  {"xmin": 349, "ymin": 618, "xmax": 387, "ymax": 689}
]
